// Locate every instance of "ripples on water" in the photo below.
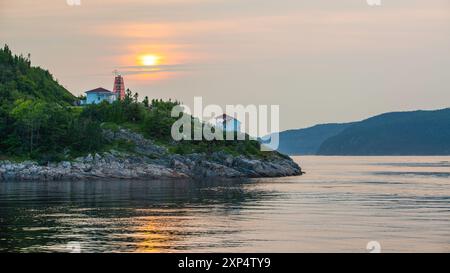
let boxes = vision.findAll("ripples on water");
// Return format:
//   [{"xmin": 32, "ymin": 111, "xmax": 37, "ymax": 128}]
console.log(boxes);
[{"xmin": 1, "ymin": 156, "xmax": 450, "ymax": 253}]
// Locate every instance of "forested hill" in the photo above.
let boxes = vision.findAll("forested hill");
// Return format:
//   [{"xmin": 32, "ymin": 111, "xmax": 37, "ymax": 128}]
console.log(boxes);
[
  {"xmin": 264, "ymin": 123, "xmax": 354, "ymax": 155},
  {"xmin": 0, "ymin": 45, "xmax": 75, "ymax": 105},
  {"xmin": 317, "ymin": 108, "xmax": 450, "ymax": 155},
  {"xmin": 0, "ymin": 45, "xmax": 269, "ymax": 163}
]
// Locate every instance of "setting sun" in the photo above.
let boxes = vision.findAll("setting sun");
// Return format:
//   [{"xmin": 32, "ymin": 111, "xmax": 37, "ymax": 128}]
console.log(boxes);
[{"xmin": 141, "ymin": 55, "xmax": 160, "ymax": 66}]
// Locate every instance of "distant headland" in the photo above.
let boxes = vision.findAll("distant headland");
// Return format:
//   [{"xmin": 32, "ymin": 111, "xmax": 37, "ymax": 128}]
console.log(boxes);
[{"xmin": 266, "ymin": 108, "xmax": 450, "ymax": 156}]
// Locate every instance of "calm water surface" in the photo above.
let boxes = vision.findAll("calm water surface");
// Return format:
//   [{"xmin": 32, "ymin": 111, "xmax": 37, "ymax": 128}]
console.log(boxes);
[{"xmin": 1, "ymin": 156, "xmax": 450, "ymax": 253}]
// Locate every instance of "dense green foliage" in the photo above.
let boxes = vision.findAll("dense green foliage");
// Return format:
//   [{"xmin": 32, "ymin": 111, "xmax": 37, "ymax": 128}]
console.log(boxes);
[
  {"xmin": 0, "ymin": 45, "xmax": 99, "ymax": 162},
  {"xmin": 0, "ymin": 45, "xmax": 75, "ymax": 105},
  {"xmin": 4, "ymin": 99, "xmax": 104, "ymax": 162},
  {"xmin": 0, "ymin": 45, "xmax": 265, "ymax": 162},
  {"xmin": 83, "ymin": 97, "xmax": 264, "ymax": 157},
  {"xmin": 317, "ymin": 109, "xmax": 450, "ymax": 155}
]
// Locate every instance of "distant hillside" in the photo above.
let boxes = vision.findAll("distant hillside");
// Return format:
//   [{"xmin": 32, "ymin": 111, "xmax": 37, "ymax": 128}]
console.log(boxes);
[
  {"xmin": 263, "ymin": 123, "xmax": 353, "ymax": 155},
  {"xmin": 318, "ymin": 108, "xmax": 450, "ymax": 155},
  {"xmin": 0, "ymin": 45, "xmax": 75, "ymax": 105}
]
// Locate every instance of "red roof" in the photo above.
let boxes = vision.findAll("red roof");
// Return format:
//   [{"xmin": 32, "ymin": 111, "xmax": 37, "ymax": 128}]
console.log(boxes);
[{"xmin": 85, "ymin": 87, "xmax": 113, "ymax": 94}]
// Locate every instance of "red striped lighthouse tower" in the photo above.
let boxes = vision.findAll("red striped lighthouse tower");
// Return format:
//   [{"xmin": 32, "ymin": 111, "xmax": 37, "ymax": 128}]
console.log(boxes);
[{"xmin": 113, "ymin": 70, "xmax": 125, "ymax": 100}]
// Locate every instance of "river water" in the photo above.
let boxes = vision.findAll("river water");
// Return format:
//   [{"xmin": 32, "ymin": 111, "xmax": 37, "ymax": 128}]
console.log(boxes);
[{"xmin": 1, "ymin": 156, "xmax": 449, "ymax": 253}]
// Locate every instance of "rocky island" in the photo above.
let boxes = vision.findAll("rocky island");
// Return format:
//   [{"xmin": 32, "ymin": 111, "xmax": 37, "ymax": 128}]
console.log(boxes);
[
  {"xmin": 0, "ymin": 128, "xmax": 301, "ymax": 181},
  {"xmin": 0, "ymin": 45, "xmax": 301, "ymax": 181}
]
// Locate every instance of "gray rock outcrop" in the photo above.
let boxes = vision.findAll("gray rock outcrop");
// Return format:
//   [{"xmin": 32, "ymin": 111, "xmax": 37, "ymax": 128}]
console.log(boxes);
[{"xmin": 0, "ymin": 129, "xmax": 302, "ymax": 181}]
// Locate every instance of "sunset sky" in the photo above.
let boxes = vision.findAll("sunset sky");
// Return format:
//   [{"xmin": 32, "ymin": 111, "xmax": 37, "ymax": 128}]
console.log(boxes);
[{"xmin": 1, "ymin": 0, "xmax": 449, "ymax": 131}]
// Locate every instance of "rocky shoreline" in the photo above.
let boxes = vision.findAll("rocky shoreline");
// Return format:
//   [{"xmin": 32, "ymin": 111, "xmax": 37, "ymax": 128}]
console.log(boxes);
[{"xmin": 0, "ymin": 129, "xmax": 302, "ymax": 181}]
